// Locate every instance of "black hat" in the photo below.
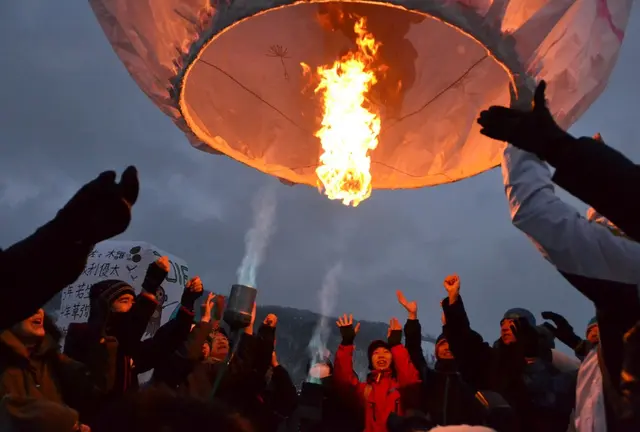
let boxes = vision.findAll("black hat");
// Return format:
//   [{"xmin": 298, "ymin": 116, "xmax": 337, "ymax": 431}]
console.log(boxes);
[
  {"xmin": 435, "ymin": 333, "xmax": 447, "ymax": 346},
  {"xmin": 89, "ymin": 279, "xmax": 135, "ymax": 306}
]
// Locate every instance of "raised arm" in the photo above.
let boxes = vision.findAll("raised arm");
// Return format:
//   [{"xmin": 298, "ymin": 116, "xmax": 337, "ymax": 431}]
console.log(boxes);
[
  {"xmin": 0, "ymin": 167, "xmax": 138, "ymax": 331},
  {"xmin": 333, "ymin": 314, "xmax": 363, "ymax": 392},
  {"xmin": 397, "ymin": 290, "xmax": 427, "ymax": 372},
  {"xmin": 388, "ymin": 317, "xmax": 420, "ymax": 387},
  {"xmin": 440, "ymin": 275, "xmax": 493, "ymax": 387},
  {"xmin": 502, "ymin": 144, "xmax": 640, "ymax": 303},
  {"xmin": 545, "ymin": 133, "xmax": 640, "ymax": 243}
]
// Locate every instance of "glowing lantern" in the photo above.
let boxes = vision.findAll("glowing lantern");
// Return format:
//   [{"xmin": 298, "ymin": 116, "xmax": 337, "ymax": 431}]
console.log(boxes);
[{"xmin": 89, "ymin": 0, "xmax": 633, "ymax": 205}]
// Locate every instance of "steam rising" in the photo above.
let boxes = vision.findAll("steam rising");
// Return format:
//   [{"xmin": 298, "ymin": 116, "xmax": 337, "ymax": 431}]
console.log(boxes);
[
  {"xmin": 237, "ymin": 182, "xmax": 278, "ymax": 287},
  {"xmin": 307, "ymin": 262, "xmax": 343, "ymax": 382}
]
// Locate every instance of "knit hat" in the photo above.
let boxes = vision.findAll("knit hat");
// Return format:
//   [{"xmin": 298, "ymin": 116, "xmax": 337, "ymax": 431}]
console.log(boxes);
[
  {"xmin": 0, "ymin": 396, "xmax": 79, "ymax": 432},
  {"xmin": 586, "ymin": 317, "xmax": 598, "ymax": 337},
  {"xmin": 89, "ymin": 279, "xmax": 136, "ymax": 306},
  {"xmin": 368, "ymin": 340, "xmax": 391, "ymax": 370},
  {"xmin": 435, "ymin": 333, "xmax": 447, "ymax": 346},
  {"xmin": 502, "ymin": 308, "xmax": 536, "ymax": 327}
]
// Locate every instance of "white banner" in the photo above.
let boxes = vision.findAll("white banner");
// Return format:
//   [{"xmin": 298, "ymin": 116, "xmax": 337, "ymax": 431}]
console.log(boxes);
[{"xmin": 52, "ymin": 240, "xmax": 189, "ymax": 338}]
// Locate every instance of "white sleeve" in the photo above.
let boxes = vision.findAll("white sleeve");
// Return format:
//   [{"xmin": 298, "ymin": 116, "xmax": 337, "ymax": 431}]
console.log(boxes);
[{"xmin": 502, "ymin": 144, "xmax": 640, "ymax": 285}]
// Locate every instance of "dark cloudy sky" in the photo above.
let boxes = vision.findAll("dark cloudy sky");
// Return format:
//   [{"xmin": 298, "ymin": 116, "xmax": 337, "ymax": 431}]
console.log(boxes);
[{"xmin": 1, "ymin": 2, "xmax": 639, "ymax": 343}]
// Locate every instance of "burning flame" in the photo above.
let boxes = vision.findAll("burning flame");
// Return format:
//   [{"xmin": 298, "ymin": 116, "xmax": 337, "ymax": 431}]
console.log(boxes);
[{"xmin": 302, "ymin": 18, "xmax": 381, "ymax": 207}]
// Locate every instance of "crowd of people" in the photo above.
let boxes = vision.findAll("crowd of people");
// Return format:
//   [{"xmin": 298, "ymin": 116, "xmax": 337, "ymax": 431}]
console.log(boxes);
[{"xmin": 1, "ymin": 80, "xmax": 639, "ymax": 432}]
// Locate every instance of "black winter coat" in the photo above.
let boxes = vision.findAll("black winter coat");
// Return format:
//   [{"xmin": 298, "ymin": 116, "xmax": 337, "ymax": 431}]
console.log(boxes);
[
  {"xmin": 441, "ymin": 296, "xmax": 575, "ymax": 432},
  {"xmin": 403, "ymin": 319, "xmax": 485, "ymax": 426}
]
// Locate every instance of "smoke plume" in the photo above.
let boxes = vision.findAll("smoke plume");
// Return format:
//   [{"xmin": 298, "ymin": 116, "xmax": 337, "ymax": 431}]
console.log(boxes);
[{"xmin": 237, "ymin": 182, "xmax": 278, "ymax": 287}]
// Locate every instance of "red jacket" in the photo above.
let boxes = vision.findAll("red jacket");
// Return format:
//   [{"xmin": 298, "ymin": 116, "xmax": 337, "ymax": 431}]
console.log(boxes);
[{"xmin": 334, "ymin": 344, "xmax": 420, "ymax": 432}]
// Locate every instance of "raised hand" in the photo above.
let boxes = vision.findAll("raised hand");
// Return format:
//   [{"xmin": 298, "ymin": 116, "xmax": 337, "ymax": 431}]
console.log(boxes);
[
  {"xmin": 336, "ymin": 314, "xmax": 360, "ymax": 345},
  {"xmin": 201, "ymin": 292, "xmax": 215, "ymax": 323},
  {"xmin": 396, "ymin": 290, "xmax": 417, "ymax": 320},
  {"xmin": 263, "ymin": 313, "xmax": 278, "ymax": 328},
  {"xmin": 541, "ymin": 311, "xmax": 580, "ymax": 347},
  {"xmin": 443, "ymin": 274, "xmax": 460, "ymax": 304},
  {"xmin": 477, "ymin": 80, "xmax": 568, "ymax": 160},
  {"xmin": 141, "ymin": 256, "xmax": 170, "ymax": 296},
  {"xmin": 155, "ymin": 256, "xmax": 170, "ymax": 273},
  {"xmin": 181, "ymin": 276, "xmax": 204, "ymax": 311},
  {"xmin": 56, "ymin": 166, "xmax": 139, "ymax": 245}
]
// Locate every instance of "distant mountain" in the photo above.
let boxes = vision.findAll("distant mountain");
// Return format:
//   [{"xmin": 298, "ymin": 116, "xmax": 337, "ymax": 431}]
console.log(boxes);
[{"xmin": 256, "ymin": 305, "xmax": 438, "ymax": 386}]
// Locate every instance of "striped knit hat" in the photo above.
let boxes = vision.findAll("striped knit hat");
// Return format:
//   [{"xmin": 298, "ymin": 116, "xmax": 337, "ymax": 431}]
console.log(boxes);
[{"xmin": 89, "ymin": 279, "xmax": 135, "ymax": 306}]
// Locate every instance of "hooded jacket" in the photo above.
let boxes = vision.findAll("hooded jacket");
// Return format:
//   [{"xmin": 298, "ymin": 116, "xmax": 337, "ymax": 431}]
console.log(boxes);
[
  {"xmin": 333, "ymin": 339, "xmax": 420, "ymax": 432},
  {"xmin": 403, "ymin": 319, "xmax": 485, "ymax": 426},
  {"xmin": 441, "ymin": 296, "xmax": 575, "ymax": 432},
  {"xmin": 502, "ymin": 144, "xmax": 640, "ymax": 431},
  {"xmin": 0, "ymin": 319, "xmax": 115, "ymax": 422},
  {"xmin": 64, "ymin": 279, "xmax": 194, "ymax": 396}
]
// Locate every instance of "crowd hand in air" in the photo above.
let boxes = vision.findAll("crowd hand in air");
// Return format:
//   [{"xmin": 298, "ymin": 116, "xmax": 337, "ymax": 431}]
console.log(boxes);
[
  {"xmin": 477, "ymin": 81, "xmax": 569, "ymax": 160},
  {"xmin": 56, "ymin": 166, "xmax": 139, "ymax": 245},
  {"xmin": 201, "ymin": 292, "xmax": 215, "ymax": 323},
  {"xmin": 141, "ymin": 256, "xmax": 170, "ymax": 297},
  {"xmin": 336, "ymin": 314, "xmax": 360, "ymax": 346},
  {"xmin": 541, "ymin": 311, "xmax": 581, "ymax": 347},
  {"xmin": 271, "ymin": 350, "xmax": 279, "ymax": 368},
  {"xmin": 263, "ymin": 313, "xmax": 278, "ymax": 328},
  {"xmin": 181, "ymin": 276, "xmax": 204, "ymax": 311},
  {"xmin": 443, "ymin": 274, "xmax": 461, "ymax": 305},
  {"xmin": 396, "ymin": 290, "xmax": 417, "ymax": 320}
]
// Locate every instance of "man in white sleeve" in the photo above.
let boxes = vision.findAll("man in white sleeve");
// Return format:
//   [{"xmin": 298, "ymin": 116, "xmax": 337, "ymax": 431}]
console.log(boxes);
[{"xmin": 476, "ymin": 81, "xmax": 640, "ymax": 432}]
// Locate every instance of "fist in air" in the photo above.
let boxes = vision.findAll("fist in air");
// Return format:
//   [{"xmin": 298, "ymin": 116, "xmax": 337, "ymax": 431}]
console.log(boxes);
[{"xmin": 443, "ymin": 274, "xmax": 460, "ymax": 303}]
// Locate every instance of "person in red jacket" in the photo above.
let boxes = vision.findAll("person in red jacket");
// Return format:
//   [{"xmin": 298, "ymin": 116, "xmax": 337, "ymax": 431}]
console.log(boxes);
[{"xmin": 333, "ymin": 314, "xmax": 420, "ymax": 432}]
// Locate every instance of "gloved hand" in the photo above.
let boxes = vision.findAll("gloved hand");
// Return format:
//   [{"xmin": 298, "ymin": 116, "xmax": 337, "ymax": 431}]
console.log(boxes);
[
  {"xmin": 336, "ymin": 314, "xmax": 360, "ymax": 346},
  {"xmin": 55, "ymin": 166, "xmax": 139, "ymax": 245},
  {"xmin": 141, "ymin": 257, "xmax": 169, "ymax": 296},
  {"xmin": 541, "ymin": 311, "xmax": 582, "ymax": 349},
  {"xmin": 477, "ymin": 81, "xmax": 570, "ymax": 160},
  {"xmin": 181, "ymin": 276, "xmax": 204, "ymax": 311},
  {"xmin": 511, "ymin": 318, "xmax": 539, "ymax": 358}
]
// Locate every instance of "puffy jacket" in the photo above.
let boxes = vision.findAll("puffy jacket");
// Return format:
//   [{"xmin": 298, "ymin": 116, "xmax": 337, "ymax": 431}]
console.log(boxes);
[
  {"xmin": 65, "ymin": 295, "xmax": 194, "ymax": 396},
  {"xmin": 334, "ymin": 343, "xmax": 420, "ymax": 432},
  {"xmin": 0, "ymin": 323, "xmax": 115, "ymax": 422},
  {"xmin": 502, "ymin": 144, "xmax": 640, "ymax": 432}
]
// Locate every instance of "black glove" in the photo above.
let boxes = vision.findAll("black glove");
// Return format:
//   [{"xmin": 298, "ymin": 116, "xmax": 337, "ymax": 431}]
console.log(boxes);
[
  {"xmin": 388, "ymin": 330, "xmax": 402, "ymax": 347},
  {"xmin": 477, "ymin": 81, "xmax": 570, "ymax": 160},
  {"xmin": 541, "ymin": 311, "xmax": 582, "ymax": 349},
  {"xmin": 339, "ymin": 325, "xmax": 357, "ymax": 346},
  {"xmin": 511, "ymin": 319, "xmax": 539, "ymax": 358},
  {"xmin": 55, "ymin": 166, "xmax": 139, "ymax": 245},
  {"xmin": 181, "ymin": 285, "xmax": 203, "ymax": 311},
  {"xmin": 141, "ymin": 261, "xmax": 168, "ymax": 296}
]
